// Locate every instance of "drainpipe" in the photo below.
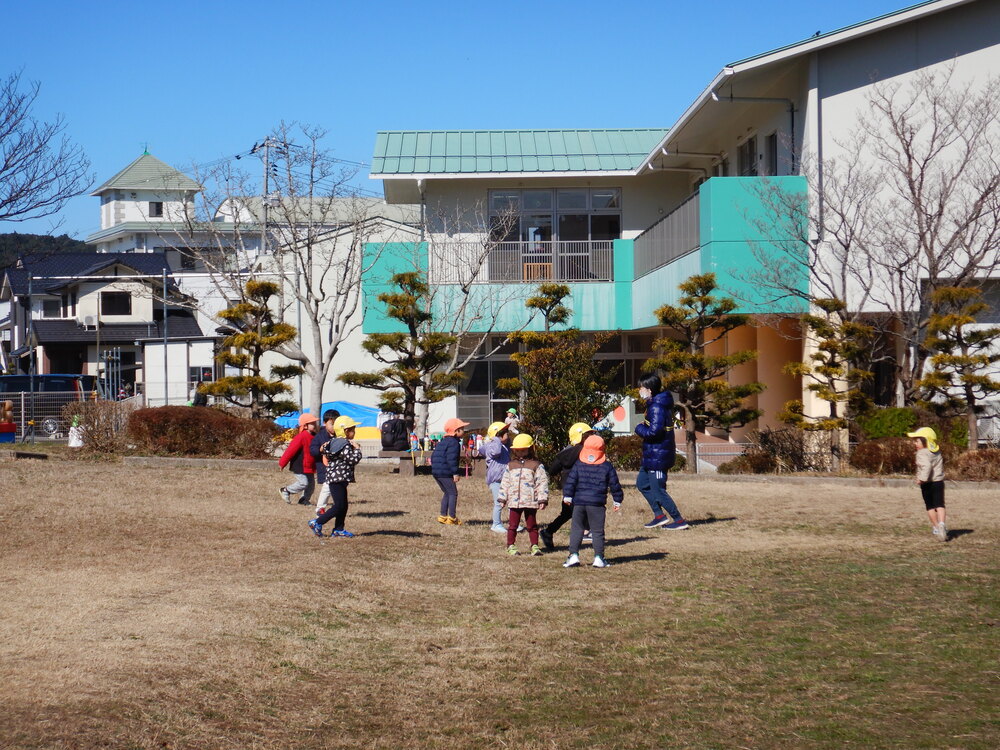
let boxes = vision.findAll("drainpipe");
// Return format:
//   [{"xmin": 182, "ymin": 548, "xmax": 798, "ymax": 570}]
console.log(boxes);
[
  {"xmin": 710, "ymin": 91, "xmax": 797, "ymax": 173},
  {"xmin": 417, "ymin": 178, "xmax": 426, "ymax": 242}
]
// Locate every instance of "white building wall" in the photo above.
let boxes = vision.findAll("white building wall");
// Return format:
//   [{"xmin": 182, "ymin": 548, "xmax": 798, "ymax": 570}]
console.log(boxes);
[{"xmin": 143, "ymin": 340, "xmax": 216, "ymax": 406}]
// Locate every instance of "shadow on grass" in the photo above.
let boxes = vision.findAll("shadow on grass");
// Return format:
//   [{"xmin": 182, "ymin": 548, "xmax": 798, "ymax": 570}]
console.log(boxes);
[
  {"xmin": 946, "ymin": 528, "xmax": 974, "ymax": 541},
  {"xmin": 606, "ymin": 535, "xmax": 654, "ymax": 548},
  {"xmin": 364, "ymin": 529, "xmax": 429, "ymax": 538},
  {"xmin": 355, "ymin": 510, "xmax": 408, "ymax": 518},
  {"xmin": 609, "ymin": 551, "xmax": 669, "ymax": 565},
  {"xmin": 462, "ymin": 519, "xmax": 493, "ymax": 528},
  {"xmin": 687, "ymin": 515, "xmax": 737, "ymax": 527}
]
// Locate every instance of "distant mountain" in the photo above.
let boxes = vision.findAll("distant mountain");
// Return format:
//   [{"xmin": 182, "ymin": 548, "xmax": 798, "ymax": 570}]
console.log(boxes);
[{"xmin": 0, "ymin": 233, "xmax": 90, "ymax": 270}]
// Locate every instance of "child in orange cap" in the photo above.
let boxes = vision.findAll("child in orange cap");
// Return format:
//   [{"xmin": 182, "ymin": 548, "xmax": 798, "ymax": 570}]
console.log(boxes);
[
  {"xmin": 561, "ymin": 435, "xmax": 623, "ymax": 568},
  {"xmin": 278, "ymin": 412, "xmax": 320, "ymax": 505},
  {"xmin": 907, "ymin": 427, "xmax": 947, "ymax": 541},
  {"xmin": 431, "ymin": 417, "xmax": 469, "ymax": 524}
]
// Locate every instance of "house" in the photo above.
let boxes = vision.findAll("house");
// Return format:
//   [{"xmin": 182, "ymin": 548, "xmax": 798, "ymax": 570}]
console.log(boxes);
[{"xmin": 364, "ymin": 0, "xmax": 1000, "ymax": 436}]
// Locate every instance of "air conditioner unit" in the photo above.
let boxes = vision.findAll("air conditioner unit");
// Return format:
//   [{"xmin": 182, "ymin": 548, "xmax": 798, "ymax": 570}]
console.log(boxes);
[{"xmin": 82, "ymin": 315, "xmax": 97, "ymax": 329}]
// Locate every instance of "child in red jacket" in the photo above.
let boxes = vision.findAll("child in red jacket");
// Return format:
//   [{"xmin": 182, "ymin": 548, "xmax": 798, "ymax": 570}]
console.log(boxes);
[{"xmin": 279, "ymin": 413, "xmax": 319, "ymax": 505}]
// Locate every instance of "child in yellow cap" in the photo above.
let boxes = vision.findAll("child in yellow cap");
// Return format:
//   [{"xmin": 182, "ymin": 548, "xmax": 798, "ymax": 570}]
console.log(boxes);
[{"xmin": 907, "ymin": 427, "xmax": 947, "ymax": 541}]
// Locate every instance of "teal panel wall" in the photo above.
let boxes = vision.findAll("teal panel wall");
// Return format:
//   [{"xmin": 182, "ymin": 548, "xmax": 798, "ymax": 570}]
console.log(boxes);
[
  {"xmin": 697, "ymin": 176, "xmax": 808, "ymax": 314},
  {"xmin": 630, "ymin": 251, "xmax": 702, "ymax": 329},
  {"xmin": 362, "ymin": 241, "xmax": 428, "ymax": 333}
]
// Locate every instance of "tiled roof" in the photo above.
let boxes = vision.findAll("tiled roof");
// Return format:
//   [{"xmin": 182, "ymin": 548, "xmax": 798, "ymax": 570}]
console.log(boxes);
[
  {"xmin": 91, "ymin": 153, "xmax": 201, "ymax": 195},
  {"xmin": 371, "ymin": 129, "xmax": 668, "ymax": 175},
  {"xmin": 4, "ymin": 252, "xmax": 172, "ymax": 295},
  {"xmin": 32, "ymin": 314, "xmax": 205, "ymax": 344}
]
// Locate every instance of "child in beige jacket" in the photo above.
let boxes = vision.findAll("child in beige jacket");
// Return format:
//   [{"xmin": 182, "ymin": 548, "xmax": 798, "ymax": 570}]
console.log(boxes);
[{"xmin": 907, "ymin": 427, "xmax": 947, "ymax": 541}]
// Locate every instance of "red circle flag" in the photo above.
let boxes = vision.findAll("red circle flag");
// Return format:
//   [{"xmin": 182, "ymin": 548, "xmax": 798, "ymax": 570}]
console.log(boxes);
[{"xmin": 613, "ymin": 406, "xmax": 626, "ymax": 421}]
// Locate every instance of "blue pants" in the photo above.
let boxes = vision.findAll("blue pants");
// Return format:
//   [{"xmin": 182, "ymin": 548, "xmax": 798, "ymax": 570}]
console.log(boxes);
[
  {"xmin": 435, "ymin": 476, "xmax": 458, "ymax": 517},
  {"xmin": 635, "ymin": 467, "xmax": 682, "ymax": 520}
]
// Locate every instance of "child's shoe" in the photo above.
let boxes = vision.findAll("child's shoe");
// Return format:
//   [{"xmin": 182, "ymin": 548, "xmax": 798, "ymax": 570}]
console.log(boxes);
[
  {"xmin": 316, "ymin": 506, "xmax": 326, "ymax": 516},
  {"xmin": 530, "ymin": 544, "xmax": 543, "ymax": 556},
  {"xmin": 932, "ymin": 524, "xmax": 942, "ymax": 538},
  {"xmin": 446, "ymin": 516, "xmax": 463, "ymax": 525},
  {"xmin": 563, "ymin": 553, "xmax": 580, "ymax": 568},
  {"xmin": 437, "ymin": 515, "xmax": 449, "ymax": 525},
  {"xmin": 490, "ymin": 524, "xmax": 506, "ymax": 533},
  {"xmin": 280, "ymin": 488, "xmax": 291, "ymax": 504},
  {"xmin": 307, "ymin": 518, "xmax": 324, "ymax": 537},
  {"xmin": 332, "ymin": 529, "xmax": 355, "ymax": 538},
  {"xmin": 506, "ymin": 544, "xmax": 520, "ymax": 556},
  {"xmin": 592, "ymin": 556, "xmax": 610, "ymax": 568},
  {"xmin": 540, "ymin": 529, "xmax": 555, "ymax": 550},
  {"xmin": 662, "ymin": 518, "xmax": 690, "ymax": 530},
  {"xmin": 644, "ymin": 515, "xmax": 667, "ymax": 528},
  {"xmin": 939, "ymin": 523, "xmax": 948, "ymax": 542}
]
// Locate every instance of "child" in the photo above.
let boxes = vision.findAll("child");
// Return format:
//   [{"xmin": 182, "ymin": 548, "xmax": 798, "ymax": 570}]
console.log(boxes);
[
  {"xmin": 907, "ymin": 427, "xmax": 947, "ymax": 541},
  {"xmin": 308, "ymin": 416, "xmax": 363, "ymax": 538},
  {"xmin": 483, "ymin": 421, "xmax": 512, "ymax": 533},
  {"xmin": 279, "ymin": 413, "xmax": 319, "ymax": 505},
  {"xmin": 540, "ymin": 421, "xmax": 594, "ymax": 549},
  {"xmin": 498, "ymin": 433, "xmax": 548, "ymax": 556},
  {"xmin": 561, "ymin": 435, "xmax": 624, "ymax": 568},
  {"xmin": 504, "ymin": 407, "xmax": 521, "ymax": 435},
  {"xmin": 431, "ymin": 418, "xmax": 469, "ymax": 524},
  {"xmin": 309, "ymin": 409, "xmax": 340, "ymax": 515}
]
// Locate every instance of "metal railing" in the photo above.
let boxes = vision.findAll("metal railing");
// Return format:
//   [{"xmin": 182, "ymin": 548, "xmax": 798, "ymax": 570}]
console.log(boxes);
[
  {"xmin": 3, "ymin": 391, "xmax": 95, "ymax": 440},
  {"xmin": 429, "ymin": 240, "xmax": 614, "ymax": 284},
  {"xmin": 634, "ymin": 192, "xmax": 701, "ymax": 278}
]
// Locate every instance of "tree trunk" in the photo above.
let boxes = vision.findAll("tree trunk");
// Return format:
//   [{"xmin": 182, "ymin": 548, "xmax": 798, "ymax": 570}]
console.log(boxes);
[
  {"xmin": 309, "ymin": 367, "xmax": 324, "ymax": 421},
  {"xmin": 966, "ymin": 383, "xmax": 979, "ymax": 450},
  {"xmin": 685, "ymin": 412, "xmax": 698, "ymax": 474}
]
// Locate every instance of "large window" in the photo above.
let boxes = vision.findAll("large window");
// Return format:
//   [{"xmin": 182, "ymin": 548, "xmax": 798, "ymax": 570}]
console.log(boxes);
[
  {"xmin": 149, "ymin": 201, "xmax": 164, "ymax": 218},
  {"xmin": 738, "ymin": 136, "xmax": 758, "ymax": 176},
  {"xmin": 489, "ymin": 188, "xmax": 622, "ymax": 243},
  {"xmin": 100, "ymin": 291, "xmax": 131, "ymax": 316}
]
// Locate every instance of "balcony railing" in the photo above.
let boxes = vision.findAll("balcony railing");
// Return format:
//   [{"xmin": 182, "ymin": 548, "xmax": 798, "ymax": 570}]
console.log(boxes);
[
  {"xmin": 429, "ymin": 240, "xmax": 614, "ymax": 284},
  {"xmin": 634, "ymin": 192, "xmax": 700, "ymax": 278}
]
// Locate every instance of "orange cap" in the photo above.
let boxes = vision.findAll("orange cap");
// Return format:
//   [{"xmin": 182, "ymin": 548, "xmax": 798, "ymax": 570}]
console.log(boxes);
[
  {"xmin": 444, "ymin": 418, "xmax": 470, "ymax": 436},
  {"xmin": 298, "ymin": 413, "xmax": 319, "ymax": 428},
  {"xmin": 580, "ymin": 434, "xmax": 606, "ymax": 465}
]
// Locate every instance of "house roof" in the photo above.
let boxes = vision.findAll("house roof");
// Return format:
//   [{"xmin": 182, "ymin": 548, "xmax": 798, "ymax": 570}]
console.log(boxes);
[
  {"xmin": 90, "ymin": 153, "xmax": 201, "ymax": 195},
  {"xmin": 31, "ymin": 313, "xmax": 204, "ymax": 345},
  {"xmin": 370, "ymin": 129, "xmax": 668, "ymax": 177},
  {"xmin": 3, "ymin": 252, "xmax": 173, "ymax": 296}
]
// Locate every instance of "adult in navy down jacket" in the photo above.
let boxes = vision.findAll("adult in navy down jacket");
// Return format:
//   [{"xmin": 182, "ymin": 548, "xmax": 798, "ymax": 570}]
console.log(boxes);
[{"xmin": 633, "ymin": 375, "xmax": 688, "ymax": 529}]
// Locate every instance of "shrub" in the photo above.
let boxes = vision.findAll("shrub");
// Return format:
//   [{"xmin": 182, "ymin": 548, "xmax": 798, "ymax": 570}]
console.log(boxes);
[
  {"xmin": 605, "ymin": 434, "xmax": 685, "ymax": 472},
  {"xmin": 849, "ymin": 437, "xmax": 915, "ymax": 475},
  {"xmin": 742, "ymin": 427, "xmax": 813, "ymax": 472},
  {"xmin": 857, "ymin": 407, "xmax": 918, "ymax": 440},
  {"xmin": 61, "ymin": 401, "xmax": 130, "ymax": 454},
  {"xmin": 950, "ymin": 449, "xmax": 1000, "ymax": 481},
  {"xmin": 127, "ymin": 406, "xmax": 281, "ymax": 458},
  {"xmin": 717, "ymin": 448, "xmax": 777, "ymax": 474}
]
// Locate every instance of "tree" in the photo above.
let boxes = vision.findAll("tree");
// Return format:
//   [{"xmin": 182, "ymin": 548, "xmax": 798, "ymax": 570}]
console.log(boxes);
[
  {"xmin": 916, "ymin": 286, "xmax": 1000, "ymax": 450},
  {"xmin": 496, "ymin": 284, "xmax": 621, "ymax": 457},
  {"xmin": 644, "ymin": 273, "xmax": 765, "ymax": 473},
  {"xmin": 338, "ymin": 272, "xmax": 464, "ymax": 431},
  {"xmin": 747, "ymin": 64, "xmax": 1000, "ymax": 405},
  {"xmin": 779, "ymin": 298, "xmax": 874, "ymax": 469},
  {"xmin": 0, "ymin": 72, "xmax": 92, "ymax": 225},
  {"xmin": 200, "ymin": 280, "xmax": 303, "ymax": 418}
]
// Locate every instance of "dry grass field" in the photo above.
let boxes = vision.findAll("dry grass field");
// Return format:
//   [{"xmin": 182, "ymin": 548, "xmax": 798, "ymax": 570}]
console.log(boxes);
[{"xmin": 1, "ymin": 458, "xmax": 997, "ymax": 749}]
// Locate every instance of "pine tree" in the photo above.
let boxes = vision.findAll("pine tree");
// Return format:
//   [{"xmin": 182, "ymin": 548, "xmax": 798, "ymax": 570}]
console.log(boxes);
[
  {"xmin": 644, "ymin": 273, "xmax": 765, "ymax": 472},
  {"xmin": 200, "ymin": 280, "xmax": 302, "ymax": 418}
]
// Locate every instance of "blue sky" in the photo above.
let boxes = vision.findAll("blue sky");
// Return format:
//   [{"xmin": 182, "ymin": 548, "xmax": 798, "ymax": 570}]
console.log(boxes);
[{"xmin": 2, "ymin": 0, "xmax": 913, "ymax": 239}]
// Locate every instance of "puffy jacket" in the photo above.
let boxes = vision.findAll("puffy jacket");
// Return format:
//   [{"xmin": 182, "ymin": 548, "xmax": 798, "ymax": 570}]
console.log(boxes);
[
  {"xmin": 562, "ymin": 461, "xmax": 624, "ymax": 507},
  {"xmin": 498, "ymin": 458, "xmax": 549, "ymax": 509},
  {"xmin": 310, "ymin": 427, "xmax": 333, "ymax": 482},
  {"xmin": 322, "ymin": 439, "xmax": 363, "ymax": 483},
  {"xmin": 545, "ymin": 442, "xmax": 584, "ymax": 484},
  {"xmin": 279, "ymin": 430, "xmax": 315, "ymax": 474},
  {"xmin": 431, "ymin": 435, "xmax": 462, "ymax": 477},
  {"xmin": 634, "ymin": 390, "xmax": 677, "ymax": 471},
  {"xmin": 483, "ymin": 436, "xmax": 510, "ymax": 485}
]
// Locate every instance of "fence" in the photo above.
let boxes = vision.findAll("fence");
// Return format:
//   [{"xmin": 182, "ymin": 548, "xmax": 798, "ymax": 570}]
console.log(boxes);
[
  {"xmin": 429, "ymin": 240, "xmax": 614, "ymax": 284},
  {"xmin": 2, "ymin": 391, "xmax": 144, "ymax": 442},
  {"xmin": 633, "ymin": 192, "xmax": 700, "ymax": 278}
]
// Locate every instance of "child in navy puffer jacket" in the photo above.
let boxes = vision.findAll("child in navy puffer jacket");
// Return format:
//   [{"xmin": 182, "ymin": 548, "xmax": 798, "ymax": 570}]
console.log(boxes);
[
  {"xmin": 561, "ymin": 435, "xmax": 623, "ymax": 568},
  {"xmin": 431, "ymin": 418, "xmax": 469, "ymax": 525}
]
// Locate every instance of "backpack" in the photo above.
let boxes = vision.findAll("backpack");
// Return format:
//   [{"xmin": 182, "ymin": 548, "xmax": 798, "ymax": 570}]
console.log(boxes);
[{"xmin": 381, "ymin": 418, "xmax": 410, "ymax": 450}]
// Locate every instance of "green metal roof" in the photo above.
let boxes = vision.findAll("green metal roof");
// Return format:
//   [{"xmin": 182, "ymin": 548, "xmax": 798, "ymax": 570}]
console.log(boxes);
[
  {"xmin": 371, "ymin": 129, "xmax": 668, "ymax": 175},
  {"xmin": 91, "ymin": 153, "xmax": 201, "ymax": 195}
]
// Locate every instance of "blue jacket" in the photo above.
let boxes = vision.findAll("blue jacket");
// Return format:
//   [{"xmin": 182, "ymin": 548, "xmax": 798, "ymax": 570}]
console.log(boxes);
[
  {"xmin": 310, "ymin": 427, "xmax": 333, "ymax": 483},
  {"xmin": 562, "ymin": 461, "xmax": 624, "ymax": 507},
  {"xmin": 483, "ymin": 436, "xmax": 510, "ymax": 485},
  {"xmin": 431, "ymin": 435, "xmax": 462, "ymax": 477},
  {"xmin": 634, "ymin": 390, "xmax": 677, "ymax": 471}
]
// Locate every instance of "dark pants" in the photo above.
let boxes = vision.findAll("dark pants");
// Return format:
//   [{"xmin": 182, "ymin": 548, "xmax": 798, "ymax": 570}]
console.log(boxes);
[
  {"xmin": 316, "ymin": 483, "xmax": 349, "ymax": 530},
  {"xmin": 435, "ymin": 476, "xmax": 458, "ymax": 517},
  {"xmin": 507, "ymin": 508, "xmax": 539, "ymax": 547},
  {"xmin": 547, "ymin": 501, "xmax": 589, "ymax": 534},
  {"xmin": 569, "ymin": 505, "xmax": 606, "ymax": 557}
]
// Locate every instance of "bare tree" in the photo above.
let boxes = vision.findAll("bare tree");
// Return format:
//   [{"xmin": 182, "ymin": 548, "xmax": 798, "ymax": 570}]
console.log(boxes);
[
  {"xmin": 746, "ymin": 64, "xmax": 1000, "ymax": 406},
  {"xmin": 0, "ymin": 71, "xmax": 92, "ymax": 225}
]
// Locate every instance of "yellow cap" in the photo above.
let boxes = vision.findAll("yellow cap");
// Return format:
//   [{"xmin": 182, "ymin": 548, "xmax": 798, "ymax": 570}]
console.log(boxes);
[
  {"xmin": 333, "ymin": 415, "xmax": 361, "ymax": 438},
  {"xmin": 511, "ymin": 434, "xmax": 534, "ymax": 449},
  {"xmin": 568, "ymin": 422, "xmax": 593, "ymax": 446},
  {"xmin": 906, "ymin": 426, "xmax": 939, "ymax": 453},
  {"xmin": 487, "ymin": 421, "xmax": 508, "ymax": 438}
]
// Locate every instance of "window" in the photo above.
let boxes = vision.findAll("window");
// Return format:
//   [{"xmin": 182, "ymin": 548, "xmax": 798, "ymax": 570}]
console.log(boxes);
[
  {"xmin": 149, "ymin": 202, "xmax": 164, "ymax": 217},
  {"xmin": 488, "ymin": 188, "xmax": 622, "ymax": 243},
  {"xmin": 765, "ymin": 132, "xmax": 779, "ymax": 176},
  {"xmin": 42, "ymin": 299, "xmax": 62, "ymax": 318},
  {"xmin": 179, "ymin": 249, "xmax": 196, "ymax": 270},
  {"xmin": 738, "ymin": 136, "xmax": 758, "ymax": 176},
  {"xmin": 100, "ymin": 291, "xmax": 131, "ymax": 316}
]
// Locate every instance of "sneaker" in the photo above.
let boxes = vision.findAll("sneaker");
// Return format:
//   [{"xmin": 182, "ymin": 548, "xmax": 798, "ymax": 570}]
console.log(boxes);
[
  {"xmin": 563, "ymin": 553, "xmax": 580, "ymax": 568},
  {"xmin": 644, "ymin": 515, "xmax": 667, "ymax": 529},
  {"xmin": 280, "ymin": 488, "xmax": 292, "ymax": 504},
  {"xmin": 581, "ymin": 530, "xmax": 593, "ymax": 545},
  {"xmin": 540, "ymin": 529, "xmax": 555, "ymax": 550},
  {"xmin": 932, "ymin": 524, "xmax": 942, "ymax": 537},
  {"xmin": 307, "ymin": 518, "xmax": 324, "ymax": 537},
  {"xmin": 592, "ymin": 556, "xmax": 610, "ymax": 568},
  {"xmin": 662, "ymin": 518, "xmax": 690, "ymax": 530},
  {"xmin": 332, "ymin": 529, "xmax": 355, "ymax": 538},
  {"xmin": 437, "ymin": 515, "xmax": 449, "ymax": 525},
  {"xmin": 446, "ymin": 516, "xmax": 463, "ymax": 525},
  {"xmin": 530, "ymin": 544, "xmax": 543, "ymax": 556},
  {"xmin": 315, "ymin": 507, "xmax": 326, "ymax": 516},
  {"xmin": 939, "ymin": 523, "xmax": 948, "ymax": 542},
  {"xmin": 297, "ymin": 498, "xmax": 311, "ymax": 506},
  {"xmin": 506, "ymin": 544, "xmax": 520, "ymax": 556},
  {"xmin": 490, "ymin": 524, "xmax": 507, "ymax": 533}
]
